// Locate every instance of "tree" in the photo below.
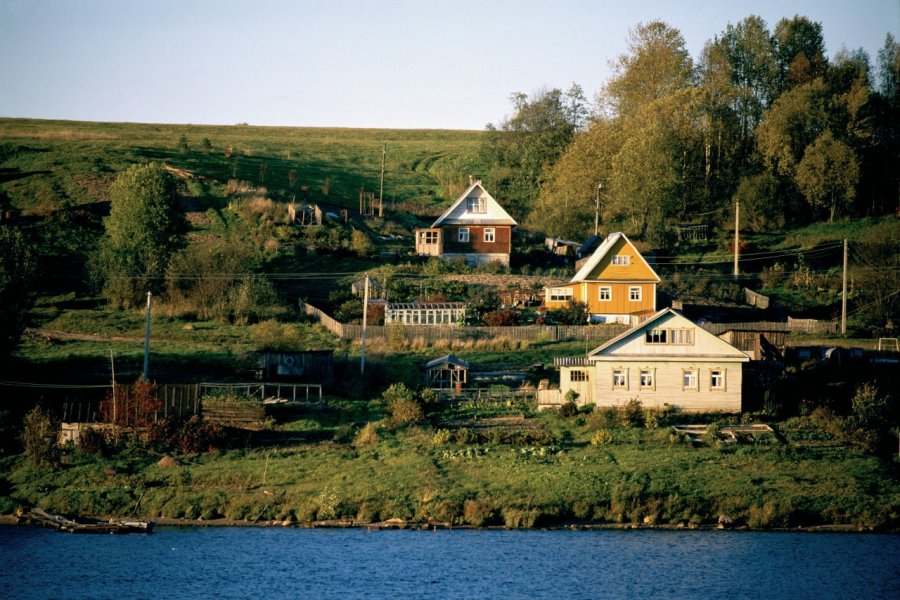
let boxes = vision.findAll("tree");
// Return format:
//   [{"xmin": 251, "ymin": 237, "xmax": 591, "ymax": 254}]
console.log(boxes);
[
  {"xmin": 732, "ymin": 173, "xmax": 785, "ymax": 232},
  {"xmin": 755, "ymin": 80, "xmax": 831, "ymax": 177},
  {"xmin": 795, "ymin": 130, "xmax": 859, "ymax": 221},
  {"xmin": 98, "ymin": 163, "xmax": 188, "ymax": 307},
  {"xmin": 0, "ymin": 227, "xmax": 35, "ymax": 356},
  {"xmin": 774, "ymin": 16, "xmax": 827, "ymax": 92},
  {"xmin": 602, "ymin": 21, "xmax": 694, "ymax": 118},
  {"xmin": 478, "ymin": 86, "xmax": 584, "ymax": 219}
]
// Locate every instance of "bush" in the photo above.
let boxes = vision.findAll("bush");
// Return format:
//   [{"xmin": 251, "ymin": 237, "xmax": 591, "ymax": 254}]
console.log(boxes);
[
  {"xmin": 463, "ymin": 498, "xmax": 496, "ymax": 526},
  {"xmin": 22, "ymin": 407, "xmax": 57, "ymax": 468},
  {"xmin": 383, "ymin": 383, "xmax": 424, "ymax": 427},
  {"xmin": 78, "ymin": 427, "xmax": 109, "ymax": 456},
  {"xmin": 558, "ymin": 401, "xmax": 578, "ymax": 418},
  {"xmin": 352, "ymin": 423, "xmax": 379, "ymax": 449},
  {"xmin": 590, "ymin": 429, "xmax": 614, "ymax": 446},
  {"xmin": 622, "ymin": 399, "xmax": 645, "ymax": 428},
  {"xmin": 432, "ymin": 428, "xmax": 452, "ymax": 445}
]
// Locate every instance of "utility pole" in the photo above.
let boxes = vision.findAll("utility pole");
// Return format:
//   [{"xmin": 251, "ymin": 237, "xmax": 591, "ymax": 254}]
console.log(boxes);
[
  {"xmin": 733, "ymin": 201, "xmax": 740, "ymax": 281},
  {"xmin": 594, "ymin": 182, "xmax": 602, "ymax": 236},
  {"xmin": 143, "ymin": 292, "xmax": 153, "ymax": 381},
  {"xmin": 360, "ymin": 274, "xmax": 369, "ymax": 376},
  {"xmin": 841, "ymin": 238, "xmax": 848, "ymax": 335},
  {"xmin": 110, "ymin": 350, "xmax": 117, "ymax": 435},
  {"xmin": 379, "ymin": 145, "xmax": 385, "ymax": 218}
]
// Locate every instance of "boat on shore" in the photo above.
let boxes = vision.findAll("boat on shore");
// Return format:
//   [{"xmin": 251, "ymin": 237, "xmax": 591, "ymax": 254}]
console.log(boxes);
[{"xmin": 29, "ymin": 508, "xmax": 154, "ymax": 534}]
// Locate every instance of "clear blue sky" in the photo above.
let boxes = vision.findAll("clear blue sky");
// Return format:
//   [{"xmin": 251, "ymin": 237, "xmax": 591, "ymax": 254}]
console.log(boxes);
[{"xmin": 1, "ymin": 0, "xmax": 897, "ymax": 130}]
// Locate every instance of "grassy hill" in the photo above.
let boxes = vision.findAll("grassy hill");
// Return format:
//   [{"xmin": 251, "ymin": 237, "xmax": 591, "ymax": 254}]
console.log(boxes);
[{"xmin": 0, "ymin": 118, "xmax": 483, "ymax": 214}]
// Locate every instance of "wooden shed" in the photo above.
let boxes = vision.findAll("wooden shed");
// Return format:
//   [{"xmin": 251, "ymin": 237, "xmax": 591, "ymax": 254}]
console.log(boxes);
[
  {"xmin": 425, "ymin": 355, "xmax": 470, "ymax": 391},
  {"xmin": 257, "ymin": 350, "xmax": 333, "ymax": 384}
]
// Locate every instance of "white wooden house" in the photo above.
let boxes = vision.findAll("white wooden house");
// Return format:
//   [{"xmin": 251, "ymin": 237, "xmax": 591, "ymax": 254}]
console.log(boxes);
[{"xmin": 539, "ymin": 309, "xmax": 750, "ymax": 412}]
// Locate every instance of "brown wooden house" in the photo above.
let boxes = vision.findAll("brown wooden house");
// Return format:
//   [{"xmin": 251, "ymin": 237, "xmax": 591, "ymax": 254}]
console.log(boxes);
[{"xmin": 415, "ymin": 181, "xmax": 517, "ymax": 267}]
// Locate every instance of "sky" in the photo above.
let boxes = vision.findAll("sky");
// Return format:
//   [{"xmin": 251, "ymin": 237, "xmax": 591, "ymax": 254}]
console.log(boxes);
[{"xmin": 1, "ymin": 0, "xmax": 897, "ymax": 130}]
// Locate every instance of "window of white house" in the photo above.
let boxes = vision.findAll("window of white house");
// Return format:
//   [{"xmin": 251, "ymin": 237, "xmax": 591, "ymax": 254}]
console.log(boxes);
[
  {"xmin": 629, "ymin": 287, "xmax": 642, "ymax": 301},
  {"xmin": 639, "ymin": 369, "xmax": 654, "ymax": 389},
  {"xmin": 570, "ymin": 370, "xmax": 589, "ymax": 382},
  {"xmin": 612, "ymin": 368, "xmax": 628, "ymax": 389},
  {"xmin": 645, "ymin": 328, "xmax": 667, "ymax": 344},
  {"xmin": 419, "ymin": 230, "xmax": 438, "ymax": 244},
  {"xmin": 466, "ymin": 196, "xmax": 486, "ymax": 213},
  {"xmin": 710, "ymin": 369, "xmax": 726, "ymax": 390},
  {"xmin": 458, "ymin": 228, "xmax": 470, "ymax": 243},
  {"xmin": 683, "ymin": 369, "xmax": 698, "ymax": 390},
  {"xmin": 611, "ymin": 255, "xmax": 631, "ymax": 265},
  {"xmin": 599, "ymin": 286, "xmax": 612, "ymax": 301},
  {"xmin": 549, "ymin": 287, "xmax": 573, "ymax": 302},
  {"xmin": 670, "ymin": 328, "xmax": 695, "ymax": 345},
  {"xmin": 484, "ymin": 228, "xmax": 495, "ymax": 243}
]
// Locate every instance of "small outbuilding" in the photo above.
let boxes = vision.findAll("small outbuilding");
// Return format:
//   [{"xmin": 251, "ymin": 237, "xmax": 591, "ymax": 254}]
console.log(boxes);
[
  {"xmin": 425, "ymin": 355, "xmax": 470, "ymax": 391},
  {"xmin": 257, "ymin": 350, "xmax": 334, "ymax": 384},
  {"xmin": 385, "ymin": 302, "xmax": 465, "ymax": 326}
]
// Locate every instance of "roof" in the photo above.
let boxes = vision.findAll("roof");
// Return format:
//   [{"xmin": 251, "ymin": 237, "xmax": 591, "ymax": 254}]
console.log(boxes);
[
  {"xmin": 587, "ymin": 308, "xmax": 750, "ymax": 361},
  {"xmin": 387, "ymin": 302, "xmax": 466, "ymax": 310},
  {"xmin": 431, "ymin": 181, "xmax": 517, "ymax": 228},
  {"xmin": 425, "ymin": 354, "xmax": 470, "ymax": 369},
  {"xmin": 570, "ymin": 232, "xmax": 660, "ymax": 283}
]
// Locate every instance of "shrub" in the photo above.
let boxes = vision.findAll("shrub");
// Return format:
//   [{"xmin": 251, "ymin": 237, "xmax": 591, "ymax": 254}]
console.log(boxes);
[
  {"xmin": 22, "ymin": 407, "xmax": 57, "ymax": 468},
  {"xmin": 383, "ymin": 383, "xmax": 424, "ymax": 427},
  {"xmin": 590, "ymin": 430, "xmax": 613, "ymax": 446},
  {"xmin": 463, "ymin": 498, "xmax": 496, "ymax": 526},
  {"xmin": 349, "ymin": 230, "xmax": 375, "ymax": 257},
  {"xmin": 432, "ymin": 428, "xmax": 452, "ymax": 445},
  {"xmin": 587, "ymin": 407, "xmax": 621, "ymax": 430},
  {"xmin": 558, "ymin": 401, "xmax": 578, "ymax": 418},
  {"xmin": 352, "ymin": 423, "xmax": 379, "ymax": 449},
  {"xmin": 78, "ymin": 427, "xmax": 109, "ymax": 456},
  {"xmin": 622, "ymin": 399, "xmax": 645, "ymax": 428}
]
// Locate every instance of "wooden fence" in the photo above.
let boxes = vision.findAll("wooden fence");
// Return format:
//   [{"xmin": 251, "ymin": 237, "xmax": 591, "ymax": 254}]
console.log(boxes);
[
  {"xmin": 303, "ymin": 302, "xmax": 628, "ymax": 343},
  {"xmin": 743, "ymin": 287, "xmax": 770, "ymax": 309},
  {"xmin": 701, "ymin": 319, "xmax": 839, "ymax": 336}
]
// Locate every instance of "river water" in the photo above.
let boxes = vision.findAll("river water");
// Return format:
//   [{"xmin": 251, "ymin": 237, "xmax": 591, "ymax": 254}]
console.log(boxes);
[{"xmin": 1, "ymin": 526, "xmax": 898, "ymax": 599}]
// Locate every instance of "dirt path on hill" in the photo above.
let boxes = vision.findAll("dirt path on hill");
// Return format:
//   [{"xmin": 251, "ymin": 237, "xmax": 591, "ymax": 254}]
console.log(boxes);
[{"xmin": 26, "ymin": 328, "xmax": 146, "ymax": 344}]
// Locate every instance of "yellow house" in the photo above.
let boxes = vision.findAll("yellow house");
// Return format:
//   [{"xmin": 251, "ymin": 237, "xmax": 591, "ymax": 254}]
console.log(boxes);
[{"xmin": 543, "ymin": 232, "xmax": 660, "ymax": 324}]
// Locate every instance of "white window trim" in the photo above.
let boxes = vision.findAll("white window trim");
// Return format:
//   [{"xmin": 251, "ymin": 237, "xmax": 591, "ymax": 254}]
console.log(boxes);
[
  {"xmin": 710, "ymin": 368, "xmax": 726, "ymax": 391},
  {"xmin": 639, "ymin": 368, "xmax": 655, "ymax": 390},
  {"xmin": 612, "ymin": 367, "xmax": 628, "ymax": 390},
  {"xmin": 599, "ymin": 286, "xmax": 612, "ymax": 301},
  {"xmin": 458, "ymin": 228, "xmax": 470, "ymax": 243},
  {"xmin": 549, "ymin": 287, "xmax": 573, "ymax": 302},
  {"xmin": 611, "ymin": 255, "xmax": 631, "ymax": 265},
  {"xmin": 484, "ymin": 228, "xmax": 495, "ymax": 243},
  {"xmin": 467, "ymin": 197, "xmax": 486, "ymax": 213},
  {"xmin": 629, "ymin": 286, "xmax": 642, "ymax": 302},
  {"xmin": 682, "ymin": 368, "xmax": 699, "ymax": 391}
]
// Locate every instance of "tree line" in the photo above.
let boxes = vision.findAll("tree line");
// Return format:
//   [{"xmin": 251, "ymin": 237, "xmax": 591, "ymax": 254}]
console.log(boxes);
[{"xmin": 475, "ymin": 16, "xmax": 899, "ymax": 245}]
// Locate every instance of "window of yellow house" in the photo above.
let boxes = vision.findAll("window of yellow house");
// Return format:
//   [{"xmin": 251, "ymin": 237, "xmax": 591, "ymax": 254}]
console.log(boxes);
[
  {"xmin": 629, "ymin": 287, "xmax": 642, "ymax": 301},
  {"xmin": 599, "ymin": 286, "xmax": 612, "ymax": 301},
  {"xmin": 611, "ymin": 255, "xmax": 630, "ymax": 265},
  {"xmin": 549, "ymin": 287, "xmax": 573, "ymax": 302}
]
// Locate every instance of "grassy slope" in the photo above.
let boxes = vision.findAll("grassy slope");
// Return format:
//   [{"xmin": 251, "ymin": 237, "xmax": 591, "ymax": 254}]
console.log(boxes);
[
  {"xmin": 0, "ymin": 117, "xmax": 482, "ymax": 212},
  {"xmin": 5, "ymin": 414, "xmax": 898, "ymax": 529}
]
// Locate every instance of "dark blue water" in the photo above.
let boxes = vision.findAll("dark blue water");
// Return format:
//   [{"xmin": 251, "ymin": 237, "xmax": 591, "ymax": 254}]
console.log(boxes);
[{"xmin": 1, "ymin": 526, "xmax": 899, "ymax": 599}]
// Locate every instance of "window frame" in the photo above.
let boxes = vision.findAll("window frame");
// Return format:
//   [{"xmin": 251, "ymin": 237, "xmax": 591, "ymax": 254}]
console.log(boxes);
[
  {"xmin": 466, "ymin": 196, "xmax": 487, "ymax": 214},
  {"xmin": 599, "ymin": 286, "xmax": 612, "ymax": 301},
  {"xmin": 612, "ymin": 368, "xmax": 628, "ymax": 390},
  {"xmin": 639, "ymin": 368, "xmax": 655, "ymax": 390},
  {"xmin": 682, "ymin": 368, "xmax": 698, "ymax": 391},
  {"xmin": 629, "ymin": 286, "xmax": 642, "ymax": 302},
  {"xmin": 457, "ymin": 227, "xmax": 470, "ymax": 243},
  {"xmin": 710, "ymin": 368, "xmax": 726, "ymax": 391},
  {"xmin": 570, "ymin": 369, "xmax": 589, "ymax": 383},
  {"xmin": 611, "ymin": 255, "xmax": 631, "ymax": 266},
  {"xmin": 419, "ymin": 230, "xmax": 438, "ymax": 245},
  {"xmin": 483, "ymin": 227, "xmax": 495, "ymax": 243},
  {"xmin": 549, "ymin": 287, "xmax": 574, "ymax": 302}
]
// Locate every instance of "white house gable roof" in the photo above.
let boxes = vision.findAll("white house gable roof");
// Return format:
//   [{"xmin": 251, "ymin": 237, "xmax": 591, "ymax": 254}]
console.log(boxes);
[
  {"xmin": 570, "ymin": 232, "xmax": 660, "ymax": 283},
  {"xmin": 431, "ymin": 181, "xmax": 517, "ymax": 227},
  {"xmin": 587, "ymin": 308, "xmax": 750, "ymax": 361}
]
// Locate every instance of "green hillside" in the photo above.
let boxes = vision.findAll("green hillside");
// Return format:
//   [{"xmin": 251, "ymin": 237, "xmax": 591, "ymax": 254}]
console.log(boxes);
[{"xmin": 0, "ymin": 118, "xmax": 482, "ymax": 214}]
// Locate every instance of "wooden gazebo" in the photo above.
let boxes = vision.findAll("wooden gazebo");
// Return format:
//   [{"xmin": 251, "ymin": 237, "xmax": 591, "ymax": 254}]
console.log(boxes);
[{"xmin": 425, "ymin": 355, "xmax": 470, "ymax": 391}]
